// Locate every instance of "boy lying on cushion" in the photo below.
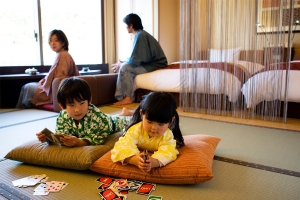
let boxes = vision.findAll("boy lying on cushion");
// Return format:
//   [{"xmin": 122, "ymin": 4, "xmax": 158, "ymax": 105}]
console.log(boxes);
[{"xmin": 37, "ymin": 77, "xmax": 133, "ymax": 147}]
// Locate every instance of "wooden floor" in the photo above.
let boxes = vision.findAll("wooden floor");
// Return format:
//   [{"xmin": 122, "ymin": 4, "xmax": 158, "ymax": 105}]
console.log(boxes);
[
  {"xmin": 111, "ymin": 103, "xmax": 300, "ymax": 132},
  {"xmin": 177, "ymin": 107, "xmax": 300, "ymax": 132}
]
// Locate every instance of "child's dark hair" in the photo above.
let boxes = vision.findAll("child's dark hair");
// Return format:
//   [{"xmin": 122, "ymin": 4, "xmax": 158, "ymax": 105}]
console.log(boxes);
[
  {"xmin": 57, "ymin": 77, "xmax": 91, "ymax": 109},
  {"xmin": 127, "ymin": 92, "xmax": 184, "ymax": 148},
  {"xmin": 48, "ymin": 29, "xmax": 69, "ymax": 51}
]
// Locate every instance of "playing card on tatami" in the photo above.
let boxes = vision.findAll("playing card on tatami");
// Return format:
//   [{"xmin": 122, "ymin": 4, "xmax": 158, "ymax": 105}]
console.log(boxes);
[
  {"xmin": 12, "ymin": 174, "xmax": 47, "ymax": 187},
  {"xmin": 33, "ymin": 183, "xmax": 49, "ymax": 196},
  {"xmin": 45, "ymin": 181, "xmax": 65, "ymax": 192}
]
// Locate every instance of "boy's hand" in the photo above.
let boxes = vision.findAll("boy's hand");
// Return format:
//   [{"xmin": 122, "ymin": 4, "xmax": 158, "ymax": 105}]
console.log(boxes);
[
  {"xmin": 60, "ymin": 135, "xmax": 89, "ymax": 147},
  {"xmin": 36, "ymin": 132, "xmax": 46, "ymax": 143}
]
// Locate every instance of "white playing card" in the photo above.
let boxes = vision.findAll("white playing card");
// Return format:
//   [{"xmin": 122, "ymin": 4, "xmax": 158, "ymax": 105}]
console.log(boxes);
[
  {"xmin": 60, "ymin": 182, "xmax": 69, "ymax": 190},
  {"xmin": 45, "ymin": 181, "xmax": 64, "ymax": 192},
  {"xmin": 12, "ymin": 174, "xmax": 47, "ymax": 187},
  {"xmin": 33, "ymin": 183, "xmax": 49, "ymax": 196},
  {"xmin": 40, "ymin": 176, "xmax": 49, "ymax": 183}
]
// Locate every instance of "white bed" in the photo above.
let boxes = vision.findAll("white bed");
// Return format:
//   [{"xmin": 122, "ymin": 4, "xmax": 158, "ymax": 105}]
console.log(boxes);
[
  {"xmin": 241, "ymin": 61, "xmax": 300, "ymax": 108},
  {"xmin": 133, "ymin": 61, "xmax": 262, "ymax": 103}
]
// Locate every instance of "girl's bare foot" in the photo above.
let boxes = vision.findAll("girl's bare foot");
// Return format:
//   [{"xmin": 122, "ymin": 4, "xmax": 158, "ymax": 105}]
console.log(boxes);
[
  {"xmin": 119, "ymin": 107, "xmax": 134, "ymax": 116},
  {"xmin": 113, "ymin": 96, "xmax": 133, "ymax": 106}
]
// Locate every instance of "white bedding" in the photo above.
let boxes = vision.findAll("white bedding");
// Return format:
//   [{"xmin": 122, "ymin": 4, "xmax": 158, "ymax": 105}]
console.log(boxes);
[
  {"xmin": 241, "ymin": 70, "xmax": 300, "ymax": 108},
  {"xmin": 133, "ymin": 68, "xmax": 242, "ymax": 102}
]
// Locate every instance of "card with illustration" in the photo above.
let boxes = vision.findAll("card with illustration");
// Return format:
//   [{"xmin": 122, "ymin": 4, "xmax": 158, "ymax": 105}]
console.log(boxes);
[
  {"xmin": 147, "ymin": 195, "xmax": 163, "ymax": 200},
  {"xmin": 136, "ymin": 183, "xmax": 155, "ymax": 196}
]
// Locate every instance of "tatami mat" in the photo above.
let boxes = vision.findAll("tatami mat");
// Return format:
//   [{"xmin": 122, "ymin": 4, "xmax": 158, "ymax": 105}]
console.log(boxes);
[
  {"xmin": 179, "ymin": 117, "xmax": 300, "ymax": 172},
  {"xmin": 1, "ymin": 107, "xmax": 300, "ymax": 199},
  {"xmin": 0, "ymin": 109, "xmax": 57, "ymax": 128},
  {"xmin": 0, "ymin": 117, "xmax": 56, "ymax": 158},
  {"xmin": 0, "ymin": 159, "xmax": 299, "ymax": 200}
]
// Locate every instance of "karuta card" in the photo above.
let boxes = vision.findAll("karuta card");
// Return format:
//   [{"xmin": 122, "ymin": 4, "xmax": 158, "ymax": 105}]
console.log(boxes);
[
  {"xmin": 128, "ymin": 180, "xmax": 143, "ymax": 191},
  {"xmin": 108, "ymin": 182, "xmax": 128, "ymax": 197},
  {"xmin": 114, "ymin": 179, "xmax": 128, "ymax": 188},
  {"xmin": 96, "ymin": 176, "xmax": 114, "ymax": 185},
  {"xmin": 45, "ymin": 181, "xmax": 64, "ymax": 192},
  {"xmin": 99, "ymin": 188, "xmax": 120, "ymax": 200},
  {"xmin": 136, "ymin": 183, "xmax": 155, "ymax": 195},
  {"xmin": 147, "ymin": 195, "xmax": 163, "ymax": 200}
]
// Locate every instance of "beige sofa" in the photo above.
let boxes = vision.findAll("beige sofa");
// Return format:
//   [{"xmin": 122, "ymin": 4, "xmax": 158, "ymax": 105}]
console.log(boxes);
[{"xmin": 51, "ymin": 73, "xmax": 118, "ymax": 112}]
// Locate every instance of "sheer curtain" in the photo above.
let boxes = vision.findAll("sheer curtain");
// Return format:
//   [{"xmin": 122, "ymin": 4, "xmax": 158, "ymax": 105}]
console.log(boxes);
[{"xmin": 180, "ymin": 0, "xmax": 294, "ymax": 121}]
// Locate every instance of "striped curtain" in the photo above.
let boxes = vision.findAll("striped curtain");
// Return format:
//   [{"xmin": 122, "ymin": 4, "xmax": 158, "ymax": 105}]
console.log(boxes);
[{"xmin": 179, "ymin": 0, "xmax": 294, "ymax": 121}]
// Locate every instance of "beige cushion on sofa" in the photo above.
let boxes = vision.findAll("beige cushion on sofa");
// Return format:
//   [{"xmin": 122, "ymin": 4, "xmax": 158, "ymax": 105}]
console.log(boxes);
[
  {"xmin": 5, "ymin": 132, "xmax": 123, "ymax": 170},
  {"xmin": 89, "ymin": 134, "xmax": 221, "ymax": 184}
]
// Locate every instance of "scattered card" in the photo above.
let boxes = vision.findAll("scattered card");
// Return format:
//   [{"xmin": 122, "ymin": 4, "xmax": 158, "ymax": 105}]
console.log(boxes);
[
  {"xmin": 96, "ymin": 176, "xmax": 114, "ymax": 185},
  {"xmin": 45, "ymin": 181, "xmax": 65, "ymax": 192},
  {"xmin": 115, "ymin": 179, "xmax": 130, "ymax": 191},
  {"xmin": 99, "ymin": 188, "xmax": 120, "ymax": 200},
  {"xmin": 136, "ymin": 183, "xmax": 155, "ymax": 196},
  {"xmin": 60, "ymin": 182, "xmax": 69, "ymax": 190},
  {"xmin": 147, "ymin": 195, "xmax": 163, "ymax": 200},
  {"xmin": 12, "ymin": 174, "xmax": 47, "ymax": 187},
  {"xmin": 98, "ymin": 183, "xmax": 111, "ymax": 191},
  {"xmin": 33, "ymin": 183, "xmax": 49, "ymax": 196}
]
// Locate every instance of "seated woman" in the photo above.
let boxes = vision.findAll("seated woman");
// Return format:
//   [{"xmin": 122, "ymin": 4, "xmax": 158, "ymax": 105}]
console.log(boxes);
[{"xmin": 16, "ymin": 29, "xmax": 79, "ymax": 108}]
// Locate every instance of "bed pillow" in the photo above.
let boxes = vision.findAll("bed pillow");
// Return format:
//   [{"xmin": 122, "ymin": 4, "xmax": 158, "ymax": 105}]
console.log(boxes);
[
  {"xmin": 236, "ymin": 60, "xmax": 264, "ymax": 75},
  {"xmin": 4, "ymin": 132, "xmax": 123, "ymax": 170},
  {"xmin": 89, "ymin": 134, "xmax": 221, "ymax": 184},
  {"xmin": 210, "ymin": 48, "xmax": 241, "ymax": 62}
]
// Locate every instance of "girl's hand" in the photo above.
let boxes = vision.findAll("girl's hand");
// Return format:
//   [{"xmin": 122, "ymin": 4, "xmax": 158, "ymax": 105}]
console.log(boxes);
[
  {"xmin": 137, "ymin": 152, "xmax": 161, "ymax": 173},
  {"xmin": 125, "ymin": 152, "xmax": 161, "ymax": 172},
  {"xmin": 137, "ymin": 152, "xmax": 152, "ymax": 172},
  {"xmin": 36, "ymin": 132, "xmax": 46, "ymax": 143}
]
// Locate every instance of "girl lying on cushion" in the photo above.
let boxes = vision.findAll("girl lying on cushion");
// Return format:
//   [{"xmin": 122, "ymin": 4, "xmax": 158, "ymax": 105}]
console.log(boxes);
[
  {"xmin": 111, "ymin": 92, "xmax": 185, "ymax": 172},
  {"xmin": 36, "ymin": 77, "xmax": 133, "ymax": 147}
]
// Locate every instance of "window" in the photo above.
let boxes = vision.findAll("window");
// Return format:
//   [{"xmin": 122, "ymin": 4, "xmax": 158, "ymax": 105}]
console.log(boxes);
[
  {"xmin": 115, "ymin": 0, "xmax": 157, "ymax": 61},
  {"xmin": 0, "ymin": 0, "xmax": 103, "ymax": 66}
]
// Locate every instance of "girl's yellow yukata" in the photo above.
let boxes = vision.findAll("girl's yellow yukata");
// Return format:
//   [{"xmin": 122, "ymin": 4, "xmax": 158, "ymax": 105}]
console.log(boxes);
[{"xmin": 111, "ymin": 122, "xmax": 179, "ymax": 166}]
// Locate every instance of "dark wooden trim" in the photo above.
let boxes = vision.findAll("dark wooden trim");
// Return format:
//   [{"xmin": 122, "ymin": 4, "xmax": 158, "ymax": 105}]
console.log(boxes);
[
  {"xmin": 0, "ymin": 64, "xmax": 109, "ymax": 75},
  {"xmin": 0, "ymin": 64, "xmax": 109, "ymax": 108}
]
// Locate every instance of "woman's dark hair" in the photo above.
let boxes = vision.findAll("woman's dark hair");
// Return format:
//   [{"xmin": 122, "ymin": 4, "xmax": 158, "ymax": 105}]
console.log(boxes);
[
  {"xmin": 57, "ymin": 77, "xmax": 91, "ymax": 109},
  {"xmin": 48, "ymin": 29, "xmax": 69, "ymax": 51},
  {"xmin": 127, "ymin": 92, "xmax": 184, "ymax": 148},
  {"xmin": 123, "ymin": 13, "xmax": 143, "ymax": 30}
]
